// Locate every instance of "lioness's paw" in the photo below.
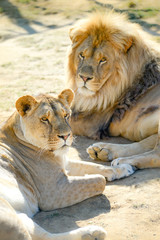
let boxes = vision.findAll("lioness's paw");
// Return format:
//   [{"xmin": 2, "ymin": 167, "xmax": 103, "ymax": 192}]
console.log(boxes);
[
  {"xmin": 87, "ymin": 143, "xmax": 113, "ymax": 161},
  {"xmin": 109, "ymin": 163, "xmax": 135, "ymax": 181},
  {"xmin": 111, "ymin": 157, "xmax": 124, "ymax": 166},
  {"xmin": 81, "ymin": 226, "xmax": 107, "ymax": 240}
]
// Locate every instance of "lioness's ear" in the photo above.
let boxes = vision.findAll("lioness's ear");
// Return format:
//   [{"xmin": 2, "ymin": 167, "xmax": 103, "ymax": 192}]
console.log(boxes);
[
  {"xmin": 16, "ymin": 95, "xmax": 37, "ymax": 117},
  {"xmin": 58, "ymin": 89, "xmax": 74, "ymax": 107}
]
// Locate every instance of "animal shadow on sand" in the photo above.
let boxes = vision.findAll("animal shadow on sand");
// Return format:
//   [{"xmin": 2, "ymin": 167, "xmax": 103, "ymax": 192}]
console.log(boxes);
[
  {"xmin": 34, "ymin": 195, "xmax": 110, "ymax": 233},
  {"xmin": 0, "ymin": 0, "xmax": 74, "ymax": 37}
]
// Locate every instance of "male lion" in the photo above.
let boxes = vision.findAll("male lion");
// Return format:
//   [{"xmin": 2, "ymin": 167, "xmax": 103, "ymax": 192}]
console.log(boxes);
[
  {"xmin": 0, "ymin": 89, "xmax": 134, "ymax": 240},
  {"xmin": 67, "ymin": 12, "xmax": 160, "ymax": 169}
]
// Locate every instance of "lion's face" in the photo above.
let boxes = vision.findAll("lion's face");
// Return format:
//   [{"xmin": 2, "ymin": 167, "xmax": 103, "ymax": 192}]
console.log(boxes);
[
  {"xmin": 68, "ymin": 13, "xmax": 135, "ymax": 100},
  {"xmin": 74, "ymin": 36, "xmax": 116, "ymax": 96},
  {"xmin": 15, "ymin": 89, "xmax": 74, "ymax": 153}
]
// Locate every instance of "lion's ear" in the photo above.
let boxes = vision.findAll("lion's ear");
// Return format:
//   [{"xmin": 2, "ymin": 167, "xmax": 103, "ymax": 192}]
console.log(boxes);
[
  {"xmin": 124, "ymin": 36, "xmax": 133, "ymax": 53},
  {"xmin": 16, "ymin": 95, "xmax": 37, "ymax": 117},
  {"xmin": 69, "ymin": 26, "xmax": 87, "ymax": 47},
  {"xmin": 111, "ymin": 32, "xmax": 133, "ymax": 53},
  {"xmin": 58, "ymin": 89, "xmax": 74, "ymax": 107},
  {"xmin": 69, "ymin": 26, "xmax": 80, "ymax": 43}
]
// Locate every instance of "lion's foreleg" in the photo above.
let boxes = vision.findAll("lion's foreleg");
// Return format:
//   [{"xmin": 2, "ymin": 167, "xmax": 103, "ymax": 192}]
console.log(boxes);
[
  {"xmin": 112, "ymin": 147, "xmax": 160, "ymax": 169},
  {"xmin": 112, "ymin": 121, "xmax": 160, "ymax": 168},
  {"xmin": 87, "ymin": 134, "xmax": 157, "ymax": 161},
  {"xmin": 18, "ymin": 213, "xmax": 107, "ymax": 240}
]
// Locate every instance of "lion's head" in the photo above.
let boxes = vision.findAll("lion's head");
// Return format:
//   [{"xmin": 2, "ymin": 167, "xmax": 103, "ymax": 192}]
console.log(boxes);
[
  {"xmin": 14, "ymin": 89, "xmax": 74, "ymax": 153},
  {"xmin": 67, "ymin": 12, "xmax": 155, "ymax": 112}
]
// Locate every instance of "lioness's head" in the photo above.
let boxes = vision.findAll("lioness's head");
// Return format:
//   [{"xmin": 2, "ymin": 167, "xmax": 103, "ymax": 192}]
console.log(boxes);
[
  {"xmin": 67, "ymin": 12, "xmax": 148, "ymax": 111},
  {"xmin": 15, "ymin": 89, "xmax": 74, "ymax": 153}
]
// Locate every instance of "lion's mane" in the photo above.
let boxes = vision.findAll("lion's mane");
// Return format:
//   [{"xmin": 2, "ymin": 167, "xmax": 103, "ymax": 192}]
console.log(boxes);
[{"xmin": 67, "ymin": 12, "xmax": 160, "ymax": 114}]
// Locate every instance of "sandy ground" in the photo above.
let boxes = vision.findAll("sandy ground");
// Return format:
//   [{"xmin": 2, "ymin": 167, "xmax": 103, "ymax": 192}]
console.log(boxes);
[{"xmin": 0, "ymin": 11, "xmax": 160, "ymax": 240}]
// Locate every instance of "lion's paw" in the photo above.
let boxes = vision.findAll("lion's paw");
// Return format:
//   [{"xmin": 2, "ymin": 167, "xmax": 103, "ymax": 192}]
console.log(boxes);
[
  {"xmin": 87, "ymin": 143, "xmax": 113, "ymax": 161},
  {"xmin": 81, "ymin": 226, "xmax": 107, "ymax": 240}
]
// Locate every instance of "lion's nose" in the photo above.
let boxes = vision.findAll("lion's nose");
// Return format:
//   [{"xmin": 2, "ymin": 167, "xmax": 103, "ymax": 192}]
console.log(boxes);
[
  {"xmin": 80, "ymin": 75, "xmax": 93, "ymax": 82},
  {"xmin": 58, "ymin": 134, "xmax": 70, "ymax": 141}
]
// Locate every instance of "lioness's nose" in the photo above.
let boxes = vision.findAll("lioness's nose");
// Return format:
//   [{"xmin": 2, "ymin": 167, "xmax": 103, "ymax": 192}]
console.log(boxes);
[
  {"xmin": 58, "ymin": 134, "xmax": 70, "ymax": 141},
  {"xmin": 80, "ymin": 75, "xmax": 93, "ymax": 82}
]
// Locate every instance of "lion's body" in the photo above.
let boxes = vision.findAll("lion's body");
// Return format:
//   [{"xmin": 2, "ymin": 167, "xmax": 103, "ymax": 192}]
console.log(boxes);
[
  {"xmin": 67, "ymin": 12, "xmax": 160, "ymax": 169},
  {"xmin": 0, "ymin": 89, "xmax": 135, "ymax": 240},
  {"xmin": 70, "ymin": 84, "xmax": 160, "ymax": 141}
]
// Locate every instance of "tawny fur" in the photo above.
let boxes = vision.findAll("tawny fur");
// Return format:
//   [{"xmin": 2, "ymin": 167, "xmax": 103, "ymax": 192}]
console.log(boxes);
[
  {"xmin": 0, "ymin": 89, "xmax": 135, "ymax": 240},
  {"xmin": 67, "ymin": 12, "xmax": 160, "ymax": 141},
  {"xmin": 67, "ymin": 12, "xmax": 160, "ymax": 169}
]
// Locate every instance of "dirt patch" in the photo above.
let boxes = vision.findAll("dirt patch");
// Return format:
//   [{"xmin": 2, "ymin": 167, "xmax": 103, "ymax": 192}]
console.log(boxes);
[{"xmin": 0, "ymin": 2, "xmax": 160, "ymax": 239}]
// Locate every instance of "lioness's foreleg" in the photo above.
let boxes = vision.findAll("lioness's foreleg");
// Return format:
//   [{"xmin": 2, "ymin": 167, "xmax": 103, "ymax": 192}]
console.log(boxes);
[
  {"xmin": 18, "ymin": 213, "xmax": 107, "ymax": 240},
  {"xmin": 45, "ymin": 174, "xmax": 106, "ymax": 210},
  {"xmin": 0, "ymin": 197, "xmax": 31, "ymax": 240},
  {"xmin": 87, "ymin": 134, "xmax": 157, "ymax": 161},
  {"xmin": 66, "ymin": 160, "xmax": 135, "ymax": 181}
]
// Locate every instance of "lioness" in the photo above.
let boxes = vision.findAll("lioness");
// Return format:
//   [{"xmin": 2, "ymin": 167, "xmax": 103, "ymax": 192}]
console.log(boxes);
[
  {"xmin": 0, "ymin": 89, "xmax": 134, "ymax": 240},
  {"xmin": 67, "ymin": 12, "xmax": 160, "ymax": 169}
]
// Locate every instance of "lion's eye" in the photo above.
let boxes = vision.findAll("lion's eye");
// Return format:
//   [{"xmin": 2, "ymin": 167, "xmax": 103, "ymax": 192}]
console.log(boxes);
[
  {"xmin": 79, "ymin": 52, "xmax": 85, "ymax": 60},
  {"xmin": 99, "ymin": 57, "xmax": 107, "ymax": 64},
  {"xmin": 41, "ymin": 117, "xmax": 49, "ymax": 123}
]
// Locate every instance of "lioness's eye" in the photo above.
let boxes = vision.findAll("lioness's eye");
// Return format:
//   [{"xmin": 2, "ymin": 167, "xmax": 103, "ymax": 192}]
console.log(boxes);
[
  {"xmin": 99, "ymin": 57, "xmax": 107, "ymax": 64},
  {"xmin": 64, "ymin": 113, "xmax": 70, "ymax": 120},
  {"xmin": 41, "ymin": 117, "xmax": 48, "ymax": 123},
  {"xmin": 79, "ymin": 52, "xmax": 85, "ymax": 59}
]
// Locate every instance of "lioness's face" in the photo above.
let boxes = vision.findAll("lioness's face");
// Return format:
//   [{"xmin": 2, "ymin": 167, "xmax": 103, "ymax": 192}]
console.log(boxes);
[
  {"xmin": 16, "ymin": 89, "xmax": 74, "ymax": 152},
  {"xmin": 74, "ymin": 37, "xmax": 115, "ymax": 96}
]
